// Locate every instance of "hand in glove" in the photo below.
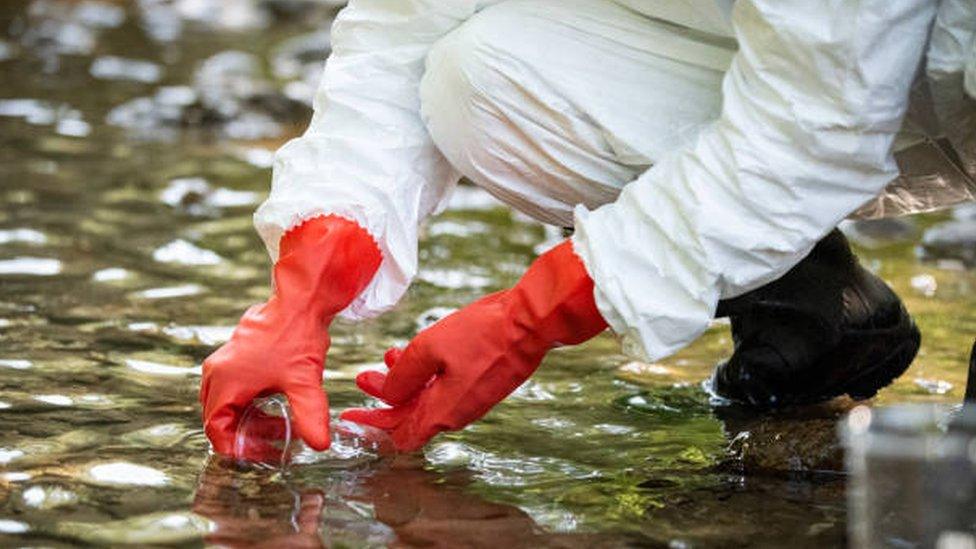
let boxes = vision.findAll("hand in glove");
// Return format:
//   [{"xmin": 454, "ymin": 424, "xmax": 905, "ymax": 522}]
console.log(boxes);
[
  {"xmin": 341, "ymin": 241, "xmax": 606, "ymax": 451},
  {"xmin": 200, "ymin": 215, "xmax": 381, "ymax": 455}
]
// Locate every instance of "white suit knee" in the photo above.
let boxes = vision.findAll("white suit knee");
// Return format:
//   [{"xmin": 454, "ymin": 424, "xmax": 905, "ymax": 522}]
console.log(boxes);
[{"xmin": 419, "ymin": 0, "xmax": 729, "ymax": 227}]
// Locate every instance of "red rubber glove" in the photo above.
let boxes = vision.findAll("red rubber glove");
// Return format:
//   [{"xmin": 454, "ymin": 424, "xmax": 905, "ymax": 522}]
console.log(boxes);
[
  {"xmin": 340, "ymin": 240, "xmax": 607, "ymax": 451},
  {"xmin": 200, "ymin": 215, "xmax": 381, "ymax": 455}
]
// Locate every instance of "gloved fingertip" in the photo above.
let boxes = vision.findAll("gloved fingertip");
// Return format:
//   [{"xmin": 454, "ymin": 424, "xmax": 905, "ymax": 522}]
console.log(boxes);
[
  {"xmin": 338, "ymin": 407, "xmax": 374, "ymax": 425},
  {"xmin": 355, "ymin": 370, "xmax": 388, "ymax": 399},
  {"xmin": 384, "ymin": 347, "xmax": 404, "ymax": 369},
  {"xmin": 380, "ymin": 348, "xmax": 437, "ymax": 405},
  {"xmin": 289, "ymin": 387, "xmax": 332, "ymax": 451},
  {"xmin": 340, "ymin": 407, "xmax": 402, "ymax": 431},
  {"xmin": 298, "ymin": 420, "xmax": 332, "ymax": 451},
  {"xmin": 204, "ymin": 418, "xmax": 237, "ymax": 456}
]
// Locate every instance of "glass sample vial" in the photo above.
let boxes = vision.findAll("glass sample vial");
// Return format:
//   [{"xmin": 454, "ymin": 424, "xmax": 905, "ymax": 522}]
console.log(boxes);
[{"xmin": 234, "ymin": 395, "xmax": 393, "ymax": 470}]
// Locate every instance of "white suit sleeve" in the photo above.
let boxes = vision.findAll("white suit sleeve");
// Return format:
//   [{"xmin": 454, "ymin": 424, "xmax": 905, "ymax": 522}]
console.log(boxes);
[
  {"xmin": 572, "ymin": 0, "xmax": 939, "ymax": 361},
  {"xmin": 254, "ymin": 0, "xmax": 499, "ymax": 321}
]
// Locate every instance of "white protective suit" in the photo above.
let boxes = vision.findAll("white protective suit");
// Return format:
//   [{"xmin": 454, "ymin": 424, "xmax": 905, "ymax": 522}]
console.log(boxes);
[{"xmin": 255, "ymin": 0, "xmax": 976, "ymax": 362}]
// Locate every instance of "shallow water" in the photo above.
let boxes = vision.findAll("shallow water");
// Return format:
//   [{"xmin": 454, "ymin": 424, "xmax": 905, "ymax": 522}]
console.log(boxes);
[{"xmin": 0, "ymin": 1, "xmax": 974, "ymax": 547}]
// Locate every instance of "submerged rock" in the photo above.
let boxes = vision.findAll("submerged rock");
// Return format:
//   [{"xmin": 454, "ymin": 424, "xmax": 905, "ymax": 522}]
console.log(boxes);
[
  {"xmin": 716, "ymin": 399, "xmax": 856, "ymax": 475},
  {"xmin": 642, "ymin": 474, "xmax": 845, "ymax": 547},
  {"xmin": 920, "ymin": 218, "xmax": 976, "ymax": 267}
]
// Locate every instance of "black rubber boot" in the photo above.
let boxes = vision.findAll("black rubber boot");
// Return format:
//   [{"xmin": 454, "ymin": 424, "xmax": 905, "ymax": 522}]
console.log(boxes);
[{"xmin": 711, "ymin": 229, "xmax": 921, "ymax": 408}]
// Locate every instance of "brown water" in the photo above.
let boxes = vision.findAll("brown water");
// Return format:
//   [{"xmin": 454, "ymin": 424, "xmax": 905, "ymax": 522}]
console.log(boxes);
[{"xmin": 0, "ymin": 1, "xmax": 974, "ymax": 547}]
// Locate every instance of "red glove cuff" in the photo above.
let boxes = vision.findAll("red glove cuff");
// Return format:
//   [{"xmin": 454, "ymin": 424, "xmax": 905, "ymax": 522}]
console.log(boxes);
[{"xmin": 273, "ymin": 215, "xmax": 382, "ymax": 321}]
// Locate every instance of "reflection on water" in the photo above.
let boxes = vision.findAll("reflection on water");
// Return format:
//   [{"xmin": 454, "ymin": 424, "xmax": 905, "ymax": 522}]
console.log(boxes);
[{"xmin": 0, "ymin": 0, "xmax": 974, "ymax": 546}]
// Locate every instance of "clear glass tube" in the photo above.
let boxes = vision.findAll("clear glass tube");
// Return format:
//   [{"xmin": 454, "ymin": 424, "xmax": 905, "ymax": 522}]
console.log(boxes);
[
  {"xmin": 842, "ymin": 404, "xmax": 976, "ymax": 549},
  {"xmin": 234, "ymin": 395, "xmax": 393, "ymax": 470}
]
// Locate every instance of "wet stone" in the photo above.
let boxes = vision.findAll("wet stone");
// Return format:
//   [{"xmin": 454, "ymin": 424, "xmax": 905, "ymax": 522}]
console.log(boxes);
[{"xmin": 716, "ymin": 400, "xmax": 855, "ymax": 475}]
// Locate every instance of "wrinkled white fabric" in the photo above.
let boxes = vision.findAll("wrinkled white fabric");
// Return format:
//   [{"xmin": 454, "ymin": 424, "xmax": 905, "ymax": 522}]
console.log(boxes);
[
  {"xmin": 611, "ymin": 0, "xmax": 734, "ymax": 38},
  {"xmin": 421, "ymin": 0, "xmax": 732, "ymax": 227},
  {"xmin": 256, "ymin": 0, "xmax": 966, "ymax": 363},
  {"xmin": 254, "ymin": 0, "xmax": 502, "ymax": 320},
  {"xmin": 573, "ymin": 0, "xmax": 939, "ymax": 360}
]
